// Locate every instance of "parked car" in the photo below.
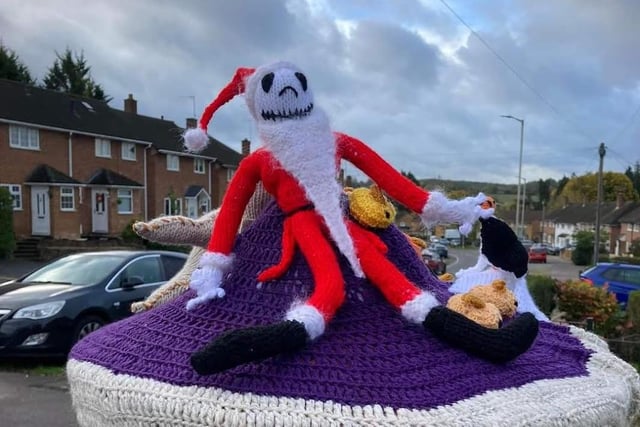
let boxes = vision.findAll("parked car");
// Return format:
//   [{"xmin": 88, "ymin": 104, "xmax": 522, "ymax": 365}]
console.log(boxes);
[
  {"xmin": 421, "ymin": 250, "xmax": 447, "ymax": 275},
  {"xmin": 579, "ymin": 263, "xmax": 640, "ymax": 306},
  {"xmin": 528, "ymin": 246, "xmax": 547, "ymax": 263},
  {"xmin": 428, "ymin": 243, "xmax": 448, "ymax": 259},
  {"xmin": 536, "ymin": 243, "xmax": 560, "ymax": 256},
  {"xmin": 519, "ymin": 239, "xmax": 535, "ymax": 251},
  {"xmin": 0, "ymin": 250, "xmax": 187, "ymax": 357}
]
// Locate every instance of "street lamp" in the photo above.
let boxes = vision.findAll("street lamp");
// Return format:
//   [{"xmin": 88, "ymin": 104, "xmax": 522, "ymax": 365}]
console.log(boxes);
[
  {"xmin": 520, "ymin": 177, "xmax": 527, "ymax": 239},
  {"xmin": 501, "ymin": 115, "xmax": 525, "ymax": 238}
]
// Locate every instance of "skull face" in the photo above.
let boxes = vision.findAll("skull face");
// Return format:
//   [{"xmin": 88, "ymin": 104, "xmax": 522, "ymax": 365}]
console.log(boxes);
[{"xmin": 244, "ymin": 62, "xmax": 314, "ymax": 123}]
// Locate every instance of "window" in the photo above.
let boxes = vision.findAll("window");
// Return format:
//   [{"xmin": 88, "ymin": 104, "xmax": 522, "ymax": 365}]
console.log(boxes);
[
  {"xmin": 194, "ymin": 158, "xmax": 205, "ymax": 174},
  {"xmin": 112, "ymin": 256, "xmax": 162, "ymax": 289},
  {"xmin": 95, "ymin": 138, "xmax": 111, "ymax": 158},
  {"xmin": 0, "ymin": 184, "xmax": 22, "ymax": 210},
  {"xmin": 60, "ymin": 187, "xmax": 75, "ymax": 211},
  {"xmin": 167, "ymin": 154, "xmax": 180, "ymax": 171},
  {"xmin": 121, "ymin": 142, "xmax": 136, "ymax": 161},
  {"xmin": 161, "ymin": 255, "xmax": 187, "ymax": 279},
  {"xmin": 117, "ymin": 189, "xmax": 133, "ymax": 214},
  {"xmin": 163, "ymin": 197, "xmax": 182, "ymax": 215},
  {"xmin": 227, "ymin": 167, "xmax": 236, "ymax": 182},
  {"xmin": 9, "ymin": 125, "xmax": 39, "ymax": 150}
]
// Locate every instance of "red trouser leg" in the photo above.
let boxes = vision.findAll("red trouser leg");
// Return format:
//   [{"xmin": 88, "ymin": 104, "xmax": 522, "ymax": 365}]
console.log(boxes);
[
  {"xmin": 291, "ymin": 211, "xmax": 346, "ymax": 322},
  {"xmin": 348, "ymin": 222, "xmax": 421, "ymax": 309}
]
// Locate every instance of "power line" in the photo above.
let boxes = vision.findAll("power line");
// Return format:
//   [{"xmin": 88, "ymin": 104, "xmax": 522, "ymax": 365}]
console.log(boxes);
[
  {"xmin": 608, "ymin": 101, "xmax": 640, "ymax": 146},
  {"xmin": 438, "ymin": 0, "xmax": 592, "ymax": 140}
]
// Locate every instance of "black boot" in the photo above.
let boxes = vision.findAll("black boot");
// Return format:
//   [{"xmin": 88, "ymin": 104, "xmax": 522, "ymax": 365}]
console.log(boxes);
[
  {"xmin": 424, "ymin": 306, "xmax": 539, "ymax": 363},
  {"xmin": 191, "ymin": 320, "xmax": 309, "ymax": 375}
]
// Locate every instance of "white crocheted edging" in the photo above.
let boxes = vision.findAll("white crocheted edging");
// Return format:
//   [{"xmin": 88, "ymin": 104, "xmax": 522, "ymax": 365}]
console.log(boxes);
[{"xmin": 67, "ymin": 326, "xmax": 640, "ymax": 427}]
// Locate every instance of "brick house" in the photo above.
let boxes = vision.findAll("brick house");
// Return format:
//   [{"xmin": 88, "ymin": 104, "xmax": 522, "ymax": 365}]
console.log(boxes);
[{"xmin": 0, "ymin": 79, "xmax": 244, "ymax": 240}]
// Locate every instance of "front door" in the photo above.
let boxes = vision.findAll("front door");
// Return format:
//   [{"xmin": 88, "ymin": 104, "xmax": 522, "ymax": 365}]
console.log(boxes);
[
  {"xmin": 92, "ymin": 189, "xmax": 109, "ymax": 233},
  {"xmin": 31, "ymin": 186, "xmax": 50, "ymax": 236}
]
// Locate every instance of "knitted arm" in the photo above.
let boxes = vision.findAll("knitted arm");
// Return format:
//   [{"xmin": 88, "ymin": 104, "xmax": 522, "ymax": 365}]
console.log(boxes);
[
  {"xmin": 335, "ymin": 132, "xmax": 492, "ymax": 234},
  {"xmin": 187, "ymin": 154, "xmax": 262, "ymax": 310}
]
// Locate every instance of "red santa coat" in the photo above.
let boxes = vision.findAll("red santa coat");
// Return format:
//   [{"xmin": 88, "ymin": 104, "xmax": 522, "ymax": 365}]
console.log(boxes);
[{"xmin": 206, "ymin": 132, "xmax": 431, "ymax": 320}]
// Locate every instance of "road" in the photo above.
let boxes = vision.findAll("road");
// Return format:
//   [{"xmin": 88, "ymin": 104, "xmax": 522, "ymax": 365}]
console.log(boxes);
[
  {"xmin": 447, "ymin": 247, "xmax": 584, "ymax": 282},
  {"xmin": 0, "ymin": 249, "xmax": 584, "ymax": 426}
]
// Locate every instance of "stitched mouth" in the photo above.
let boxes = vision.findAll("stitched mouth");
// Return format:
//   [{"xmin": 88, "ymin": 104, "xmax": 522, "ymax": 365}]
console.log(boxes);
[
  {"xmin": 261, "ymin": 103, "xmax": 314, "ymax": 121},
  {"xmin": 278, "ymin": 86, "xmax": 298, "ymax": 97}
]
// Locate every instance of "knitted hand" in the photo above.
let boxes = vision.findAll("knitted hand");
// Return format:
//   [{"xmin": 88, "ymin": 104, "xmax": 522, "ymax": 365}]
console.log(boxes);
[
  {"xmin": 186, "ymin": 252, "xmax": 234, "ymax": 310},
  {"xmin": 421, "ymin": 192, "xmax": 494, "ymax": 236}
]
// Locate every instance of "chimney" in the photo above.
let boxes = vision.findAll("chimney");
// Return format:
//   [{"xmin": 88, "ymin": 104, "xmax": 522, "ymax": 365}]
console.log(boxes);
[
  {"xmin": 241, "ymin": 138, "xmax": 251, "ymax": 157},
  {"xmin": 124, "ymin": 94, "xmax": 137, "ymax": 114},
  {"xmin": 345, "ymin": 175, "xmax": 353, "ymax": 188},
  {"xmin": 186, "ymin": 118, "xmax": 197, "ymax": 129}
]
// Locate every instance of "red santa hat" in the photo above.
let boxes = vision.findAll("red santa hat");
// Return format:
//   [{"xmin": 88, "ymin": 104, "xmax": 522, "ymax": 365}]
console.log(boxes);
[{"xmin": 183, "ymin": 67, "xmax": 255, "ymax": 152}]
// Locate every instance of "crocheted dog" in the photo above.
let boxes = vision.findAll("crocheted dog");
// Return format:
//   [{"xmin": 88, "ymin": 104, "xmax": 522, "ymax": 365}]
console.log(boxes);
[{"xmin": 182, "ymin": 61, "xmax": 538, "ymax": 374}]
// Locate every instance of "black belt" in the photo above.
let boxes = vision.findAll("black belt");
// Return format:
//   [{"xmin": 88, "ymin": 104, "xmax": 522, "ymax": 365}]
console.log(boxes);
[{"xmin": 284, "ymin": 203, "xmax": 315, "ymax": 217}]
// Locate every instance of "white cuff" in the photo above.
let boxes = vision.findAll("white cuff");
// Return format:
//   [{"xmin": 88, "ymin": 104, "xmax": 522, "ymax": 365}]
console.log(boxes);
[{"xmin": 198, "ymin": 252, "xmax": 234, "ymax": 272}]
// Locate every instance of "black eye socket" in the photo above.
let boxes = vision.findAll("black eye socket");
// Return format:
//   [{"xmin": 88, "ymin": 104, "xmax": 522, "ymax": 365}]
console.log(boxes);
[
  {"xmin": 295, "ymin": 72, "xmax": 307, "ymax": 91},
  {"xmin": 261, "ymin": 73, "xmax": 274, "ymax": 93}
]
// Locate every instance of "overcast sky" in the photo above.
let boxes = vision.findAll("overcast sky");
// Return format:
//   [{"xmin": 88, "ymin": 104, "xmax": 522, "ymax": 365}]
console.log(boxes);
[{"xmin": 1, "ymin": 0, "xmax": 639, "ymax": 184}]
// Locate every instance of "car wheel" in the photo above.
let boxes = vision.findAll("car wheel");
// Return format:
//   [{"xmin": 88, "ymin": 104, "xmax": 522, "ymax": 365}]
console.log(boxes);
[{"xmin": 72, "ymin": 315, "xmax": 105, "ymax": 345}]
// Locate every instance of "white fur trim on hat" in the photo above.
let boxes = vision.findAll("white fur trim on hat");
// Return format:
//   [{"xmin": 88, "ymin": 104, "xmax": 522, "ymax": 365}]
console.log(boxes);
[{"xmin": 183, "ymin": 128, "xmax": 210, "ymax": 153}]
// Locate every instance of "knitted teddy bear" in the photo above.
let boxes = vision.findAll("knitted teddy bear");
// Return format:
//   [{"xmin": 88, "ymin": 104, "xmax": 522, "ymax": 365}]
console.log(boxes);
[
  {"xmin": 447, "ymin": 279, "xmax": 518, "ymax": 330},
  {"xmin": 469, "ymin": 279, "xmax": 518, "ymax": 318},
  {"xmin": 345, "ymin": 184, "xmax": 425, "ymax": 257},
  {"xmin": 446, "ymin": 293, "xmax": 503, "ymax": 329},
  {"xmin": 181, "ymin": 61, "xmax": 538, "ymax": 374}
]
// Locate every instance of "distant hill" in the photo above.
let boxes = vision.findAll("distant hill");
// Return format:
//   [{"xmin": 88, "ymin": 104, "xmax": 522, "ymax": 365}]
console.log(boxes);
[{"xmin": 419, "ymin": 178, "xmax": 517, "ymax": 196}]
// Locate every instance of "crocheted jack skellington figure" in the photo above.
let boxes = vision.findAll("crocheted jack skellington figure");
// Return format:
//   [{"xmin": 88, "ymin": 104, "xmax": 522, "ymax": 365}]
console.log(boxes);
[{"xmin": 183, "ymin": 61, "xmax": 539, "ymax": 374}]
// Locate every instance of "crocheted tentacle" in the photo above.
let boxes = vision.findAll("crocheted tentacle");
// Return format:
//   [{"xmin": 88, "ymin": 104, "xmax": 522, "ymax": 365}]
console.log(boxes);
[
  {"xmin": 257, "ymin": 219, "xmax": 295, "ymax": 282},
  {"xmin": 133, "ymin": 209, "xmax": 218, "ymax": 248}
]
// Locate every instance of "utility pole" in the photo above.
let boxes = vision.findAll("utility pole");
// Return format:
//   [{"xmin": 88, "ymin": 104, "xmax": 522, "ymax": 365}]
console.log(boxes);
[{"xmin": 593, "ymin": 142, "xmax": 606, "ymax": 265}]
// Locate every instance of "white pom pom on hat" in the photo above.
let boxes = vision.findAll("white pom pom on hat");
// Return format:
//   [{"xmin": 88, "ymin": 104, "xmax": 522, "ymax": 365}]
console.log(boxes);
[{"xmin": 183, "ymin": 67, "xmax": 255, "ymax": 153}]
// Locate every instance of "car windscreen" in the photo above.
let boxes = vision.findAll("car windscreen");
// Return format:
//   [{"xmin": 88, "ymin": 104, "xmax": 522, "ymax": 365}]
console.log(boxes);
[{"xmin": 21, "ymin": 254, "xmax": 127, "ymax": 286}]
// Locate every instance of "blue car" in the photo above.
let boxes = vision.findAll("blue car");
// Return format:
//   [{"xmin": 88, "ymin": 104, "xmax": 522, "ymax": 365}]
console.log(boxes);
[{"xmin": 579, "ymin": 263, "xmax": 640, "ymax": 306}]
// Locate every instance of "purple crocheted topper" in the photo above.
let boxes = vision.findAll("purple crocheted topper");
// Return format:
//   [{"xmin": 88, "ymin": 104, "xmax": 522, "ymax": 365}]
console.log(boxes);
[{"xmin": 71, "ymin": 202, "xmax": 591, "ymax": 410}]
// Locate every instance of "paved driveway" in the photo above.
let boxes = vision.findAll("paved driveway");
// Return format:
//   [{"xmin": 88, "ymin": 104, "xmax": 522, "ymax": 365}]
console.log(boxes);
[{"xmin": 0, "ymin": 369, "xmax": 78, "ymax": 426}]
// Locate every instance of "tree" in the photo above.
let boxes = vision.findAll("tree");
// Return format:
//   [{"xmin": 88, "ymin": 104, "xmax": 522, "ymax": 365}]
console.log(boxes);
[
  {"xmin": 0, "ymin": 188, "xmax": 15, "ymax": 258},
  {"xmin": 558, "ymin": 172, "xmax": 636, "ymax": 204},
  {"xmin": 624, "ymin": 161, "xmax": 640, "ymax": 198},
  {"xmin": 537, "ymin": 178, "xmax": 552, "ymax": 209},
  {"xmin": 42, "ymin": 48, "xmax": 111, "ymax": 102},
  {"xmin": 0, "ymin": 43, "xmax": 36, "ymax": 85}
]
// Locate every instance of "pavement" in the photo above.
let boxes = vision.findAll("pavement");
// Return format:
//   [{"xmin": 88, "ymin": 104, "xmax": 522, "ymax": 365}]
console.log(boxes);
[
  {"xmin": 0, "ymin": 258, "xmax": 45, "ymax": 283},
  {"xmin": 0, "ymin": 259, "xmax": 76, "ymax": 426},
  {"xmin": 0, "ymin": 369, "xmax": 78, "ymax": 427}
]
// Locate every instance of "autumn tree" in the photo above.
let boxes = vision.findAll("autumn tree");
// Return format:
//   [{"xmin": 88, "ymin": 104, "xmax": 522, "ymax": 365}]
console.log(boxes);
[
  {"xmin": 625, "ymin": 161, "xmax": 640, "ymax": 197},
  {"xmin": 42, "ymin": 48, "xmax": 111, "ymax": 102},
  {"xmin": 0, "ymin": 43, "xmax": 36, "ymax": 85},
  {"xmin": 557, "ymin": 172, "xmax": 636, "ymax": 204}
]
